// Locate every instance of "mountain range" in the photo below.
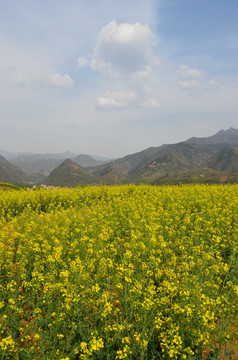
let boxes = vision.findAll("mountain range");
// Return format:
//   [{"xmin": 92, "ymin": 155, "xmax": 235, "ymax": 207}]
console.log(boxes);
[
  {"xmin": 1, "ymin": 127, "xmax": 238, "ymax": 186},
  {"xmin": 0, "ymin": 151, "xmax": 108, "ymax": 183}
]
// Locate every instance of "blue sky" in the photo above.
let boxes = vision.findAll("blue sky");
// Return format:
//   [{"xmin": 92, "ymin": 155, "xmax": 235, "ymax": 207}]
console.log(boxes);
[{"xmin": 0, "ymin": 0, "xmax": 237, "ymax": 157}]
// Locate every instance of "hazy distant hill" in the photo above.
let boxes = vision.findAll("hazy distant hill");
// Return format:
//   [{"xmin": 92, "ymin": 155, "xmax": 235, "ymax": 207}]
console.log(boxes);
[
  {"xmin": 43, "ymin": 159, "xmax": 97, "ymax": 187},
  {"xmin": 0, "ymin": 156, "xmax": 29, "ymax": 184},
  {"xmin": 10, "ymin": 152, "xmax": 108, "ymax": 183},
  {"xmin": 2, "ymin": 127, "xmax": 238, "ymax": 186},
  {"xmin": 11, "ymin": 156, "xmax": 63, "ymax": 174},
  {"xmin": 0, "ymin": 149, "xmax": 32, "ymax": 161},
  {"xmin": 72, "ymin": 154, "xmax": 106, "ymax": 168}
]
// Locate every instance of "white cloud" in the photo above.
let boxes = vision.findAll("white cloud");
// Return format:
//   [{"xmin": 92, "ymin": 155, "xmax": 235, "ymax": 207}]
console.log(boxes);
[
  {"xmin": 81, "ymin": 20, "xmax": 161, "ymax": 111},
  {"xmin": 95, "ymin": 90, "xmax": 137, "ymax": 109},
  {"xmin": 204, "ymin": 79, "xmax": 217, "ymax": 88},
  {"xmin": 77, "ymin": 57, "xmax": 89, "ymax": 69},
  {"xmin": 179, "ymin": 80, "xmax": 199, "ymax": 89},
  {"xmin": 177, "ymin": 65, "xmax": 218, "ymax": 92},
  {"xmin": 15, "ymin": 71, "xmax": 74, "ymax": 88},
  {"xmin": 142, "ymin": 98, "xmax": 160, "ymax": 108},
  {"xmin": 38, "ymin": 71, "xmax": 74, "ymax": 87},
  {"xmin": 95, "ymin": 90, "xmax": 160, "ymax": 110},
  {"xmin": 90, "ymin": 20, "xmax": 158, "ymax": 77},
  {"xmin": 178, "ymin": 65, "xmax": 205, "ymax": 80}
]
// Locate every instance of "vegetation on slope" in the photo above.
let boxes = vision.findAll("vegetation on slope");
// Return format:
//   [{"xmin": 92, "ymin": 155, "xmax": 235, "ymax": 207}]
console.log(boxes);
[
  {"xmin": 43, "ymin": 159, "xmax": 97, "ymax": 187},
  {"xmin": 0, "ymin": 182, "xmax": 21, "ymax": 190}
]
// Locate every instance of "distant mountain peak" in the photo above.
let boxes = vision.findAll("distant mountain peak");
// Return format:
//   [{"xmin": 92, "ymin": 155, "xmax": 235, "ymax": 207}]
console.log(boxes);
[
  {"xmin": 186, "ymin": 127, "xmax": 238, "ymax": 145},
  {"xmin": 62, "ymin": 158, "xmax": 78, "ymax": 166},
  {"xmin": 216, "ymin": 127, "xmax": 236, "ymax": 134}
]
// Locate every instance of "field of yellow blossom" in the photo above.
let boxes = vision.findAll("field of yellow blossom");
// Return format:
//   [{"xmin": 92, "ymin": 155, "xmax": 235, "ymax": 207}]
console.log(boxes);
[{"xmin": 0, "ymin": 184, "xmax": 237, "ymax": 359}]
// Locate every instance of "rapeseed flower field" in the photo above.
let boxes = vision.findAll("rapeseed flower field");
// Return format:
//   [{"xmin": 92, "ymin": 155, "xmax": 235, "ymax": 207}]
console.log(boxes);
[{"xmin": 0, "ymin": 184, "xmax": 237, "ymax": 359}]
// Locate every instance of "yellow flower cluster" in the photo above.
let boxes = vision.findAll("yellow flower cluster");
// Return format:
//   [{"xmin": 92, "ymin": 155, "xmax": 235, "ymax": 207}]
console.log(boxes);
[{"xmin": 0, "ymin": 184, "xmax": 237, "ymax": 359}]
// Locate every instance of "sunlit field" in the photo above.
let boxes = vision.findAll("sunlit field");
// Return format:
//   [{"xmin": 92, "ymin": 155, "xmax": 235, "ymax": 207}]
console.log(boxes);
[{"xmin": 0, "ymin": 184, "xmax": 237, "ymax": 359}]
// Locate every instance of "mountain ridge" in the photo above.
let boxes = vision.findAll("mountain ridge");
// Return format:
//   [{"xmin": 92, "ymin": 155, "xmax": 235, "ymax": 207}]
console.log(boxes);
[
  {"xmin": 89, "ymin": 127, "xmax": 238, "ymax": 185},
  {"xmin": 1, "ymin": 127, "xmax": 238, "ymax": 186}
]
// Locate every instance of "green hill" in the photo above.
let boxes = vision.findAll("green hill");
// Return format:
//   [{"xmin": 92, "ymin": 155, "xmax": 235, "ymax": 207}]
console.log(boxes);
[
  {"xmin": 0, "ymin": 155, "xmax": 29, "ymax": 184},
  {"xmin": 43, "ymin": 159, "xmax": 97, "ymax": 187}
]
